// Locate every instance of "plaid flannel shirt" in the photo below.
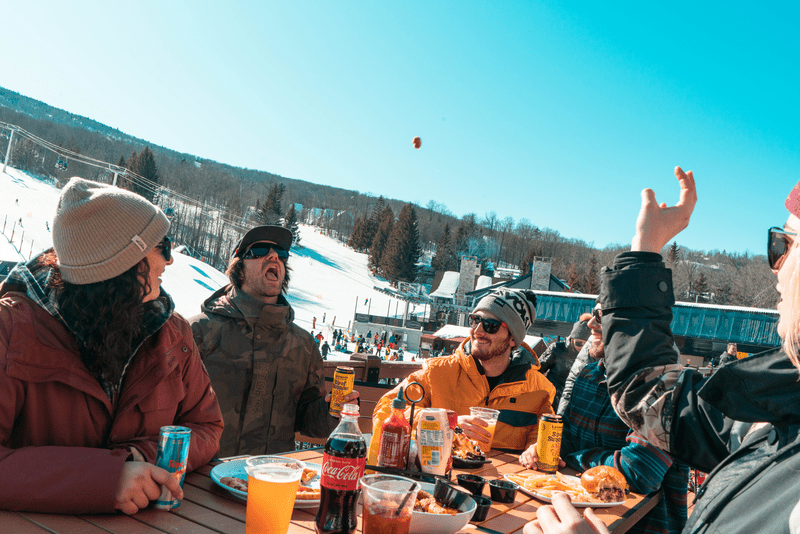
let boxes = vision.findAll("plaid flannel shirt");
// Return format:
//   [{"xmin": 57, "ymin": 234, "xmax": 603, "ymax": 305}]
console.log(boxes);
[{"xmin": 561, "ymin": 359, "xmax": 689, "ymax": 534}]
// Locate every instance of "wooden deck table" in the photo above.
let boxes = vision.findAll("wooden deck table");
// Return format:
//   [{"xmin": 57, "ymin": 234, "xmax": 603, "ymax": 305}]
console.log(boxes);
[{"xmin": 2, "ymin": 448, "xmax": 659, "ymax": 534}]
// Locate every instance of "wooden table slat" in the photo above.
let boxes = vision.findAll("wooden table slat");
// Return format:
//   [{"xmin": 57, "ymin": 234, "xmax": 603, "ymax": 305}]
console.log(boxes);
[
  {"xmin": 128, "ymin": 507, "xmax": 224, "ymax": 534},
  {"xmin": 0, "ymin": 511, "xmax": 53, "ymax": 534},
  {"xmin": 10, "ymin": 512, "xmax": 110, "ymax": 534},
  {"xmin": 79, "ymin": 514, "xmax": 166, "ymax": 534},
  {"xmin": 183, "ymin": 474, "xmax": 248, "ymax": 520}
]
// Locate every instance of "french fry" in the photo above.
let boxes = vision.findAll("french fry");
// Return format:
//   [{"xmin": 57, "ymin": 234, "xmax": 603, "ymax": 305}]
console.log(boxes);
[{"xmin": 507, "ymin": 473, "xmax": 597, "ymax": 502}]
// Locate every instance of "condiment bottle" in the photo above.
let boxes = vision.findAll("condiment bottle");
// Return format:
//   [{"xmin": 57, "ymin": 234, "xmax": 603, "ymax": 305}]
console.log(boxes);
[{"xmin": 376, "ymin": 387, "xmax": 411, "ymax": 469}]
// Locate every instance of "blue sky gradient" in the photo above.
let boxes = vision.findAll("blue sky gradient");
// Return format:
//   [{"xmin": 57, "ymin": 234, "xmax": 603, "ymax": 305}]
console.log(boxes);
[{"xmin": 2, "ymin": 1, "xmax": 797, "ymax": 255}]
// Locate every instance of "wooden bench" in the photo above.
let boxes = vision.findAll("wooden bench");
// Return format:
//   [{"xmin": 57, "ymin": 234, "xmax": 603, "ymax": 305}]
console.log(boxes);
[{"xmin": 294, "ymin": 378, "xmax": 395, "ymax": 447}]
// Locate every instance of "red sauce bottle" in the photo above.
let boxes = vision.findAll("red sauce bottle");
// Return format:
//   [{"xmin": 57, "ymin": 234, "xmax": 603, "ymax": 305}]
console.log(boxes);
[{"xmin": 376, "ymin": 387, "xmax": 411, "ymax": 470}]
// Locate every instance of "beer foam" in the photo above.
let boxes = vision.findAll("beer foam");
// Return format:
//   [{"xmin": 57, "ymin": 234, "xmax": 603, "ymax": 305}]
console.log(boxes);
[{"xmin": 247, "ymin": 466, "xmax": 302, "ymax": 483}]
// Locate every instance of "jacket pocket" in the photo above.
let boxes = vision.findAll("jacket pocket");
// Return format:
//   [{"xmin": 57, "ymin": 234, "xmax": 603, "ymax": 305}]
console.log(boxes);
[{"xmin": 135, "ymin": 373, "xmax": 186, "ymax": 431}]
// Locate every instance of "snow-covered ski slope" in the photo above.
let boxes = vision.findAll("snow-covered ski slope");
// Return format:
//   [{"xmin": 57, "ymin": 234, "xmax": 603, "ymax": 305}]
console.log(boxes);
[{"xmin": 0, "ymin": 168, "xmax": 401, "ymax": 332}]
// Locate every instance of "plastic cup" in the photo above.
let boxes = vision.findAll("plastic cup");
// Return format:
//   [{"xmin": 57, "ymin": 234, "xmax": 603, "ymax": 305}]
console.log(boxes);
[
  {"xmin": 457, "ymin": 474, "xmax": 487, "ymax": 496},
  {"xmin": 244, "ymin": 456, "xmax": 306, "ymax": 534},
  {"xmin": 469, "ymin": 407, "xmax": 500, "ymax": 452},
  {"xmin": 471, "ymin": 494, "xmax": 493, "ymax": 522},
  {"xmin": 360, "ymin": 474, "xmax": 420, "ymax": 534},
  {"xmin": 489, "ymin": 479, "xmax": 518, "ymax": 503}
]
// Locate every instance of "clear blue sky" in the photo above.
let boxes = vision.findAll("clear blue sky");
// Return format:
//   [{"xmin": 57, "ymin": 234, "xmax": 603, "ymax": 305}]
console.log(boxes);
[{"xmin": 2, "ymin": 1, "xmax": 797, "ymax": 255}]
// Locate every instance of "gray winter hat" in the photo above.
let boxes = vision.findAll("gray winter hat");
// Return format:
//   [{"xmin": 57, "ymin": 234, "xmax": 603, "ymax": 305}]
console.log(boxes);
[
  {"xmin": 471, "ymin": 288, "xmax": 537, "ymax": 347},
  {"xmin": 569, "ymin": 320, "xmax": 591, "ymax": 341},
  {"xmin": 53, "ymin": 177, "xmax": 169, "ymax": 284}
]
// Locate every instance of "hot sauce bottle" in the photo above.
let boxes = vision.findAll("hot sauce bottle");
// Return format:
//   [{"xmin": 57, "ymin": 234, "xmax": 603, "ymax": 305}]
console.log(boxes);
[{"xmin": 376, "ymin": 387, "xmax": 411, "ymax": 470}]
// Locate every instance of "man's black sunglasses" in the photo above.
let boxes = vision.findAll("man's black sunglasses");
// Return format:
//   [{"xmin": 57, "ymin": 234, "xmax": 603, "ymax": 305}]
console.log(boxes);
[
  {"xmin": 768, "ymin": 226, "xmax": 797, "ymax": 270},
  {"xmin": 156, "ymin": 236, "xmax": 172, "ymax": 262},
  {"xmin": 244, "ymin": 244, "xmax": 290, "ymax": 260},
  {"xmin": 468, "ymin": 314, "xmax": 505, "ymax": 334}
]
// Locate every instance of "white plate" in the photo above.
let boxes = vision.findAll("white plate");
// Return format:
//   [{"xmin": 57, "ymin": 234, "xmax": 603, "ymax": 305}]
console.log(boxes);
[
  {"xmin": 504, "ymin": 473, "xmax": 624, "ymax": 508},
  {"xmin": 210, "ymin": 459, "xmax": 321, "ymax": 508}
]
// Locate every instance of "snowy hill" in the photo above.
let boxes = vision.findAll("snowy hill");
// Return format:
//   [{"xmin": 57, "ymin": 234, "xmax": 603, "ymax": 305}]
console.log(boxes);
[{"xmin": 0, "ymin": 168, "xmax": 401, "ymax": 334}]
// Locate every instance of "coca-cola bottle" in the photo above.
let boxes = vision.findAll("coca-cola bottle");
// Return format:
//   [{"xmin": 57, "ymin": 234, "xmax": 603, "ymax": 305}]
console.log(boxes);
[{"xmin": 316, "ymin": 403, "xmax": 366, "ymax": 534}]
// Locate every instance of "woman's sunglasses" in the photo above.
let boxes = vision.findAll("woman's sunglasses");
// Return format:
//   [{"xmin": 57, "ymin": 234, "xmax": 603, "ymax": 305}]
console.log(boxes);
[
  {"xmin": 468, "ymin": 314, "xmax": 505, "ymax": 334},
  {"xmin": 156, "ymin": 236, "xmax": 172, "ymax": 262},
  {"xmin": 768, "ymin": 226, "xmax": 798, "ymax": 270},
  {"xmin": 244, "ymin": 244, "xmax": 290, "ymax": 260}
]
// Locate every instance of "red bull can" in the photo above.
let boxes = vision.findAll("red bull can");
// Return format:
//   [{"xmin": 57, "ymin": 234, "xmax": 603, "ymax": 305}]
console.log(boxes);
[{"xmin": 152, "ymin": 425, "xmax": 192, "ymax": 510}]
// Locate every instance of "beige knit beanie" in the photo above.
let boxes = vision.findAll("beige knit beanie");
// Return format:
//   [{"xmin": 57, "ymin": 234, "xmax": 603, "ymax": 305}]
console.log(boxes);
[{"xmin": 53, "ymin": 177, "xmax": 170, "ymax": 284}]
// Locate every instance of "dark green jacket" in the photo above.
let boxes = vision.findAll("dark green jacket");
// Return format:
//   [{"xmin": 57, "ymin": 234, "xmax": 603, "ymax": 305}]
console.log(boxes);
[
  {"xmin": 190, "ymin": 285, "xmax": 336, "ymax": 456},
  {"xmin": 601, "ymin": 252, "xmax": 800, "ymax": 534}
]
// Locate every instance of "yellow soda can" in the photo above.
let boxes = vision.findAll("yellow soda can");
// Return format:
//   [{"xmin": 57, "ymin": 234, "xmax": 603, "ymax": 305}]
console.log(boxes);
[
  {"xmin": 535, "ymin": 414, "xmax": 563, "ymax": 473},
  {"xmin": 330, "ymin": 366, "xmax": 355, "ymax": 416}
]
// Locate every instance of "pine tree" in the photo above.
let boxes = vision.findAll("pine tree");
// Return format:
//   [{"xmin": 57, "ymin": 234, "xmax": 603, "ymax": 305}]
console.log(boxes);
[
  {"xmin": 668, "ymin": 241, "xmax": 680, "ymax": 265},
  {"xmin": 362, "ymin": 196, "xmax": 385, "ymax": 249},
  {"xmin": 381, "ymin": 204, "xmax": 421, "ymax": 284},
  {"xmin": 431, "ymin": 223, "xmax": 458, "ymax": 272},
  {"xmin": 284, "ymin": 203, "xmax": 301, "ymax": 247},
  {"xmin": 135, "ymin": 146, "xmax": 159, "ymax": 202},
  {"xmin": 694, "ymin": 273, "xmax": 709, "ymax": 301},
  {"xmin": 348, "ymin": 215, "xmax": 367, "ymax": 250},
  {"xmin": 127, "ymin": 150, "xmax": 139, "ymax": 173},
  {"xmin": 118, "ymin": 150, "xmax": 139, "ymax": 193},
  {"xmin": 369, "ymin": 206, "xmax": 394, "ymax": 272},
  {"xmin": 258, "ymin": 183, "xmax": 284, "ymax": 225}
]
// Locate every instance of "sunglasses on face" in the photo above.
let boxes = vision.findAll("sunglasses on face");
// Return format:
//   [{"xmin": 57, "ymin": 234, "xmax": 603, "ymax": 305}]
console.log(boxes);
[
  {"xmin": 592, "ymin": 308, "xmax": 603, "ymax": 324},
  {"xmin": 243, "ymin": 244, "xmax": 290, "ymax": 260},
  {"xmin": 156, "ymin": 236, "xmax": 172, "ymax": 262},
  {"xmin": 468, "ymin": 314, "xmax": 506, "ymax": 335},
  {"xmin": 768, "ymin": 226, "xmax": 798, "ymax": 270}
]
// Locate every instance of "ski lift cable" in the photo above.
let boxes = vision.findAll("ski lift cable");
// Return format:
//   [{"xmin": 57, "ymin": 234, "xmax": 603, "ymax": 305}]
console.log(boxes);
[{"xmin": 2, "ymin": 120, "xmax": 253, "ymax": 232}]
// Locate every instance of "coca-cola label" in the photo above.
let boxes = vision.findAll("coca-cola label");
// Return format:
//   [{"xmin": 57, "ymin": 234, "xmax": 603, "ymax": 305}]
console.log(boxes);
[{"xmin": 320, "ymin": 453, "xmax": 366, "ymax": 491}]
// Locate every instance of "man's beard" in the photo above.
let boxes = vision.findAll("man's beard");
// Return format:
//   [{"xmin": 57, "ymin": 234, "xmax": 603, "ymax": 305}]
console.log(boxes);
[
  {"xmin": 588, "ymin": 339, "xmax": 605, "ymax": 359},
  {"xmin": 471, "ymin": 334, "xmax": 512, "ymax": 362}
]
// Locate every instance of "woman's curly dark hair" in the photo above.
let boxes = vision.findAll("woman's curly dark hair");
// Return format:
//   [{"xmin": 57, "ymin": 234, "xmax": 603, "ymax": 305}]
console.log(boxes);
[
  {"xmin": 225, "ymin": 256, "xmax": 291, "ymax": 293},
  {"xmin": 42, "ymin": 251, "xmax": 151, "ymax": 387}
]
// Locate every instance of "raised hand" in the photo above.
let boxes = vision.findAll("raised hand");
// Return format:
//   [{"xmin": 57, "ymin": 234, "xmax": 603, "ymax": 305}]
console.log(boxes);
[{"xmin": 631, "ymin": 166, "xmax": 697, "ymax": 253}]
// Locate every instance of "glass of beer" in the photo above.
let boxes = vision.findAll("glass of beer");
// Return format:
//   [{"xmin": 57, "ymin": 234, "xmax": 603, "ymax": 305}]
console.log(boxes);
[
  {"xmin": 469, "ymin": 407, "xmax": 500, "ymax": 452},
  {"xmin": 245, "ymin": 455, "xmax": 306, "ymax": 534},
  {"xmin": 360, "ymin": 474, "xmax": 420, "ymax": 534}
]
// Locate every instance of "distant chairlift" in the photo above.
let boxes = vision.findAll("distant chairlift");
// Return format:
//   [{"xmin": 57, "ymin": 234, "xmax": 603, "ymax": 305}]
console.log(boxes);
[
  {"xmin": 0, "ymin": 129, "xmax": 10, "ymax": 139},
  {"xmin": 55, "ymin": 155, "xmax": 68, "ymax": 171},
  {"xmin": 164, "ymin": 206, "xmax": 175, "ymax": 220}
]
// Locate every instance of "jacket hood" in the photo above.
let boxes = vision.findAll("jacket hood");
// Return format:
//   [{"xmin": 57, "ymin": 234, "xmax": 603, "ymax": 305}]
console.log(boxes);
[
  {"xmin": 200, "ymin": 284, "xmax": 294, "ymax": 325},
  {"xmin": 699, "ymin": 347, "xmax": 800, "ymax": 423}
]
